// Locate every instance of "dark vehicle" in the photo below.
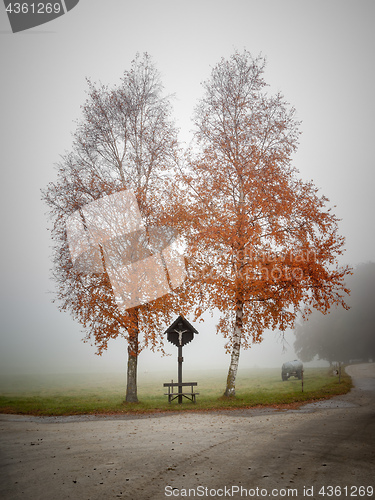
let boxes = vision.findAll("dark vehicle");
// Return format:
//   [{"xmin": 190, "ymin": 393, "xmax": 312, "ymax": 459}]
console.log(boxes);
[{"xmin": 282, "ymin": 360, "xmax": 303, "ymax": 381}]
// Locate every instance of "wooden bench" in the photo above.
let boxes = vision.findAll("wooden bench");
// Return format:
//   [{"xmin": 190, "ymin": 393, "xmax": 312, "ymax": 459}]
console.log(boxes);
[{"xmin": 163, "ymin": 381, "xmax": 199, "ymax": 403}]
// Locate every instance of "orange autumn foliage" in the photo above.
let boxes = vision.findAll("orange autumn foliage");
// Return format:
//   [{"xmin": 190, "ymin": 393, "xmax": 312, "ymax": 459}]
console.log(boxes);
[
  {"xmin": 43, "ymin": 50, "xmax": 351, "ymax": 401},
  {"xmin": 169, "ymin": 51, "xmax": 351, "ymax": 396},
  {"xmin": 42, "ymin": 54, "xmax": 189, "ymax": 402}
]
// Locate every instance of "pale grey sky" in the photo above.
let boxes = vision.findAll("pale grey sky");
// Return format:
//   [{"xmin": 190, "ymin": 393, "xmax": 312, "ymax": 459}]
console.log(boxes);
[{"xmin": 0, "ymin": 0, "xmax": 374, "ymax": 376}]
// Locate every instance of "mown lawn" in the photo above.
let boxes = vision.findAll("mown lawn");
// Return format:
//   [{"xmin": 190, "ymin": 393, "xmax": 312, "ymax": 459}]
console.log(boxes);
[{"xmin": 0, "ymin": 367, "xmax": 352, "ymax": 416}]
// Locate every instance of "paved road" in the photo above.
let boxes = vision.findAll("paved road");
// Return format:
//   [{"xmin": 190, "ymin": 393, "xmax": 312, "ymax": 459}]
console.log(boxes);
[{"xmin": 1, "ymin": 364, "xmax": 374, "ymax": 499}]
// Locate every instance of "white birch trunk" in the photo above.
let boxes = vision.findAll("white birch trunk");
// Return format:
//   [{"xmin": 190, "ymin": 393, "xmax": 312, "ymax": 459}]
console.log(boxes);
[{"xmin": 224, "ymin": 300, "xmax": 244, "ymax": 397}]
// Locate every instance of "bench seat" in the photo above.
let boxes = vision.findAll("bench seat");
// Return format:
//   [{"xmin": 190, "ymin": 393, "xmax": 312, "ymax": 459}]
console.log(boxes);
[{"xmin": 163, "ymin": 382, "xmax": 198, "ymax": 403}]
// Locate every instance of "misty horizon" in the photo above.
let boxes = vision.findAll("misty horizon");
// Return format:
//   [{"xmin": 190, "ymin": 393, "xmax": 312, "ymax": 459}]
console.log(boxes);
[{"xmin": 1, "ymin": 1, "xmax": 374, "ymax": 383}]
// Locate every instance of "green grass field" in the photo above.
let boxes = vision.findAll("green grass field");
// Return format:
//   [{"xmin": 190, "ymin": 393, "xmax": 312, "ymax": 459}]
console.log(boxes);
[{"xmin": 0, "ymin": 367, "xmax": 352, "ymax": 416}]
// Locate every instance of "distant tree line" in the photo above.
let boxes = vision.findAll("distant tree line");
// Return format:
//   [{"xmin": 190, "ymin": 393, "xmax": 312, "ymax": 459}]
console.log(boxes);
[{"xmin": 294, "ymin": 262, "xmax": 375, "ymax": 364}]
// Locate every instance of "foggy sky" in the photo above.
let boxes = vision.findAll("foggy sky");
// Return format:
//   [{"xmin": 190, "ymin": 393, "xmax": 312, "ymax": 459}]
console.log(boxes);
[{"xmin": 0, "ymin": 0, "xmax": 374, "ymax": 377}]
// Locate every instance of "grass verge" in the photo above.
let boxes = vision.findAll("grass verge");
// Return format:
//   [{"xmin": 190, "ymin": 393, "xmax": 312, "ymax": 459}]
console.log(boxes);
[{"xmin": 0, "ymin": 368, "xmax": 352, "ymax": 416}]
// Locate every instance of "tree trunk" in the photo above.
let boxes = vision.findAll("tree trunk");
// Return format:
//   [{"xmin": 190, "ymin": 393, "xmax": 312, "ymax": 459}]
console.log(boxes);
[
  {"xmin": 125, "ymin": 308, "xmax": 139, "ymax": 403},
  {"xmin": 224, "ymin": 300, "xmax": 244, "ymax": 397}
]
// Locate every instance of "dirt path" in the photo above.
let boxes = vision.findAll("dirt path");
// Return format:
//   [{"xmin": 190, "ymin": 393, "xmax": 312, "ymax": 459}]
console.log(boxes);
[{"xmin": 1, "ymin": 364, "xmax": 374, "ymax": 499}]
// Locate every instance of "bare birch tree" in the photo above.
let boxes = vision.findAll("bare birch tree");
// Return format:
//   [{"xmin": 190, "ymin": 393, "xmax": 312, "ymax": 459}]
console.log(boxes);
[{"xmin": 42, "ymin": 53, "xmax": 184, "ymax": 402}]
